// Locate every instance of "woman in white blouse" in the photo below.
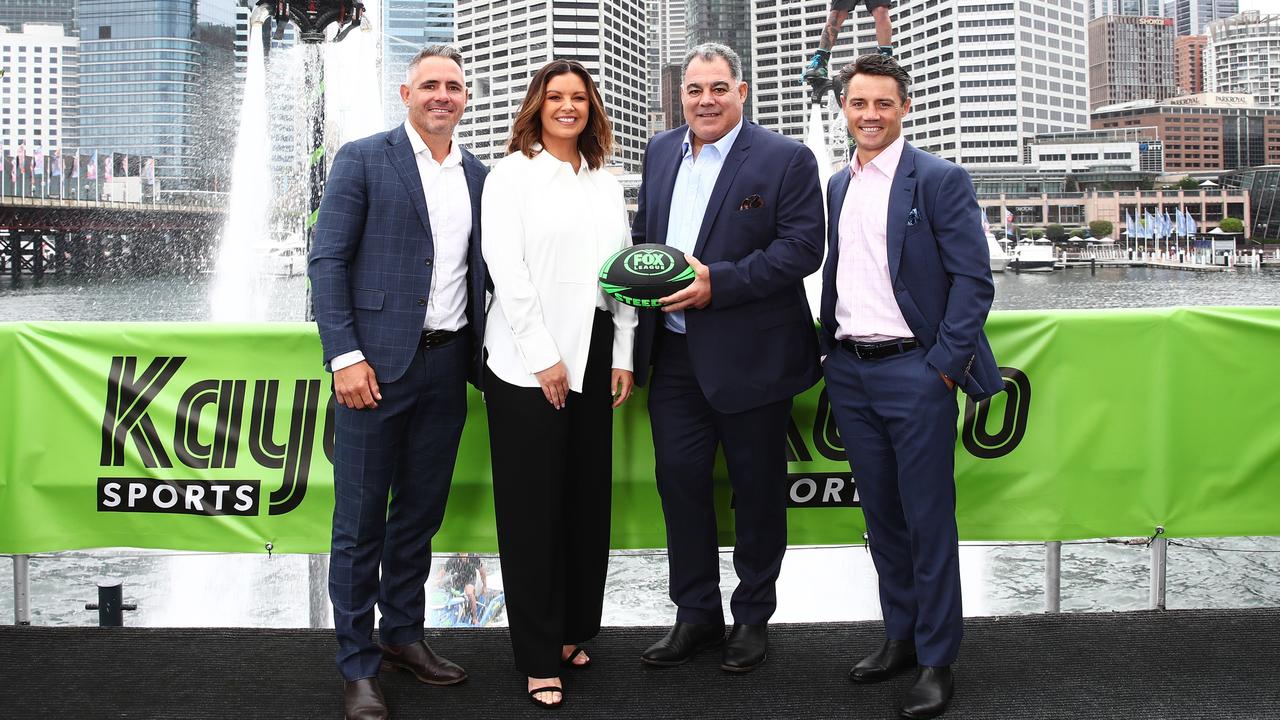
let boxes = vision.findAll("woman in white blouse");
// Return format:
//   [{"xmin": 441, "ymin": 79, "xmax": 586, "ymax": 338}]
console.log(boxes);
[{"xmin": 480, "ymin": 59, "xmax": 638, "ymax": 708}]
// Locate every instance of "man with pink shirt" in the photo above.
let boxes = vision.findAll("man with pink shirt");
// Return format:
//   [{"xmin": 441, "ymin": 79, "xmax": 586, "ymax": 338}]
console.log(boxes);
[{"xmin": 817, "ymin": 54, "xmax": 1004, "ymax": 720}]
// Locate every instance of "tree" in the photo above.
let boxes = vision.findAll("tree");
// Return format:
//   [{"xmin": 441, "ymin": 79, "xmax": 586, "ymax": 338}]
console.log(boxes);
[
  {"xmin": 1028, "ymin": 228, "xmax": 1045, "ymax": 240},
  {"xmin": 1069, "ymin": 228, "xmax": 1087, "ymax": 239},
  {"xmin": 1175, "ymin": 175, "xmax": 1200, "ymax": 190},
  {"xmin": 1046, "ymin": 223, "xmax": 1067, "ymax": 242},
  {"xmin": 1219, "ymin": 217, "xmax": 1244, "ymax": 234},
  {"xmin": 1089, "ymin": 220, "xmax": 1114, "ymax": 239}
]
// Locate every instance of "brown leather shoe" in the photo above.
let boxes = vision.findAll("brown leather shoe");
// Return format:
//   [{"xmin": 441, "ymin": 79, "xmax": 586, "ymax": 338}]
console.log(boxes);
[
  {"xmin": 343, "ymin": 678, "xmax": 388, "ymax": 720},
  {"xmin": 379, "ymin": 640, "xmax": 468, "ymax": 686}
]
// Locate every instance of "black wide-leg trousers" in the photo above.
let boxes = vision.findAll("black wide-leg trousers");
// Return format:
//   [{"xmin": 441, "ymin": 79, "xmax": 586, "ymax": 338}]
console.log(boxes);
[{"xmin": 485, "ymin": 310, "xmax": 614, "ymax": 679}]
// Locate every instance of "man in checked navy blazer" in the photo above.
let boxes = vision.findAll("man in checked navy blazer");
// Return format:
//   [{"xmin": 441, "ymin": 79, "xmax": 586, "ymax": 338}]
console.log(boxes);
[
  {"xmin": 308, "ymin": 45, "xmax": 486, "ymax": 720},
  {"xmin": 819, "ymin": 55, "xmax": 1003, "ymax": 720},
  {"xmin": 631, "ymin": 43, "xmax": 824, "ymax": 673}
]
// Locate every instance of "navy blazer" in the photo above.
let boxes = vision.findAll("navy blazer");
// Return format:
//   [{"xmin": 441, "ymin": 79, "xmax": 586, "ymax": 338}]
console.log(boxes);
[
  {"xmin": 818, "ymin": 142, "xmax": 1002, "ymax": 402},
  {"xmin": 308, "ymin": 124, "xmax": 488, "ymax": 387},
  {"xmin": 632, "ymin": 121, "xmax": 824, "ymax": 414}
]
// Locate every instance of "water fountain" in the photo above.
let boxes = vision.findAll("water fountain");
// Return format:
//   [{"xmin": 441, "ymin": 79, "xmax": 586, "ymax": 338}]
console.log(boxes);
[{"xmin": 210, "ymin": 0, "xmax": 378, "ymax": 322}]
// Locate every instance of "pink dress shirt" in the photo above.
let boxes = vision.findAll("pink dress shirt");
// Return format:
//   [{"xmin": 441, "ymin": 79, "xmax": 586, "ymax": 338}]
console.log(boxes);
[{"xmin": 834, "ymin": 136, "xmax": 914, "ymax": 342}]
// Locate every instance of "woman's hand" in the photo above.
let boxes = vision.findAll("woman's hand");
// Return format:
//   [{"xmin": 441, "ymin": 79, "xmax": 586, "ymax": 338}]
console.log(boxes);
[
  {"xmin": 535, "ymin": 361, "xmax": 570, "ymax": 409},
  {"xmin": 611, "ymin": 369, "xmax": 634, "ymax": 408}
]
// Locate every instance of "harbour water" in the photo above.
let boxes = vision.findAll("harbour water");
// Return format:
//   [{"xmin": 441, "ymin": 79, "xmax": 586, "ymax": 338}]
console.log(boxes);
[{"xmin": 2, "ymin": 266, "xmax": 1279, "ymax": 629}]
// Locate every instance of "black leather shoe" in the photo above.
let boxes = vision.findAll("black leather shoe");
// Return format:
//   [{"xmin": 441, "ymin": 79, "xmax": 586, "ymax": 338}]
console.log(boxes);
[
  {"xmin": 849, "ymin": 638, "xmax": 917, "ymax": 683},
  {"xmin": 899, "ymin": 665, "xmax": 954, "ymax": 719},
  {"xmin": 379, "ymin": 640, "xmax": 468, "ymax": 685},
  {"xmin": 343, "ymin": 678, "xmax": 388, "ymax": 720},
  {"xmin": 640, "ymin": 621, "xmax": 725, "ymax": 667},
  {"xmin": 720, "ymin": 623, "xmax": 768, "ymax": 673}
]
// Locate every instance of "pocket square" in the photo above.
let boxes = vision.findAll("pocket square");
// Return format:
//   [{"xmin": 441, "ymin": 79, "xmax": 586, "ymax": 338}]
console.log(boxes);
[
  {"xmin": 906, "ymin": 208, "xmax": 921, "ymax": 226},
  {"xmin": 738, "ymin": 194, "xmax": 764, "ymax": 211}
]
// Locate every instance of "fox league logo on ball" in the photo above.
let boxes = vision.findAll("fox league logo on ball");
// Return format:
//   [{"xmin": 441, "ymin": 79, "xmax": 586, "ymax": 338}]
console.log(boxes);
[{"xmin": 624, "ymin": 248, "xmax": 675, "ymax": 276}]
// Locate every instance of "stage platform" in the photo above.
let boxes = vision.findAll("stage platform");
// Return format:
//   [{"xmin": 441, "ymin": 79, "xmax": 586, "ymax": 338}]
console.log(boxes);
[{"xmin": 2, "ymin": 608, "xmax": 1278, "ymax": 718}]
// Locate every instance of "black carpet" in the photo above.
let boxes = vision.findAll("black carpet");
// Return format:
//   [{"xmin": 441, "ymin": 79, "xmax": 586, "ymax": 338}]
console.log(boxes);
[{"xmin": 2, "ymin": 609, "xmax": 1278, "ymax": 719}]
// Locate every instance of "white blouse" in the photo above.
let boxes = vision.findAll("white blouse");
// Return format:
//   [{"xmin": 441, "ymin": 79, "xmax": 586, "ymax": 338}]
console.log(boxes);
[{"xmin": 481, "ymin": 148, "xmax": 638, "ymax": 392}]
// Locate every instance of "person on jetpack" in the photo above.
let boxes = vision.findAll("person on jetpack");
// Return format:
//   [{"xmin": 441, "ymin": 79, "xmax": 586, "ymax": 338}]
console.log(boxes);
[{"xmin": 801, "ymin": 0, "xmax": 894, "ymax": 85}]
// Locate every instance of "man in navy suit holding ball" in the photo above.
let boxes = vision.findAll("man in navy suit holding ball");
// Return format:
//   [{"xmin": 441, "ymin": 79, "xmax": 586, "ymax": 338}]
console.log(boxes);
[
  {"xmin": 631, "ymin": 42, "xmax": 824, "ymax": 673},
  {"xmin": 819, "ymin": 55, "xmax": 1003, "ymax": 719}
]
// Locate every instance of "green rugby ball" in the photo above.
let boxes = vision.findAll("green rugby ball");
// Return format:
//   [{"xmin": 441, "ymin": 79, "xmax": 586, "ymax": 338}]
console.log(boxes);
[{"xmin": 599, "ymin": 243, "xmax": 696, "ymax": 308}]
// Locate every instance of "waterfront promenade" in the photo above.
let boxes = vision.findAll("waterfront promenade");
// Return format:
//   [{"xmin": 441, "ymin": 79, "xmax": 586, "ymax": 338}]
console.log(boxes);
[{"xmin": 2, "ymin": 608, "xmax": 1276, "ymax": 718}]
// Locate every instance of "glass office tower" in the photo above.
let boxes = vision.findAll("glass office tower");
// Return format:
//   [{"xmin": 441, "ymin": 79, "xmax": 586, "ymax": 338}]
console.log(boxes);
[{"xmin": 78, "ymin": 0, "xmax": 200, "ymax": 193}]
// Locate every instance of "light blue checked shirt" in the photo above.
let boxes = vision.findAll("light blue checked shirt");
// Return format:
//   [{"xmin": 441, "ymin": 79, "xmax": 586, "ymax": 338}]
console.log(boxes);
[{"xmin": 663, "ymin": 118, "xmax": 744, "ymax": 334}]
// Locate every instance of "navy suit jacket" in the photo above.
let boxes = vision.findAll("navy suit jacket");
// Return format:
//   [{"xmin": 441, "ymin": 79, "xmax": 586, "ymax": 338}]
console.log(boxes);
[
  {"xmin": 308, "ymin": 124, "xmax": 488, "ymax": 387},
  {"xmin": 632, "ymin": 121, "xmax": 824, "ymax": 414},
  {"xmin": 818, "ymin": 142, "xmax": 1002, "ymax": 402}
]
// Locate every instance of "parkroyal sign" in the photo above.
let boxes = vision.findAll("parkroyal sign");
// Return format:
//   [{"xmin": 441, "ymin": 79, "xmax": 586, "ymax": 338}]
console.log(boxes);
[{"xmin": 1167, "ymin": 93, "xmax": 1255, "ymax": 107}]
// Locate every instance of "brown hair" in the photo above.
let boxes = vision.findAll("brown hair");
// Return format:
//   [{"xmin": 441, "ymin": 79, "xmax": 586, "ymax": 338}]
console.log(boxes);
[
  {"xmin": 506, "ymin": 59, "xmax": 612, "ymax": 171},
  {"xmin": 836, "ymin": 54, "xmax": 913, "ymax": 103}
]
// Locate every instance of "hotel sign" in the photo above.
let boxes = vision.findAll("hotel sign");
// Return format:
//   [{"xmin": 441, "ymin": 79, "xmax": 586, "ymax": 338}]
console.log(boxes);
[
  {"xmin": 1135, "ymin": 16, "xmax": 1173, "ymax": 25},
  {"xmin": 1168, "ymin": 93, "xmax": 1255, "ymax": 108}
]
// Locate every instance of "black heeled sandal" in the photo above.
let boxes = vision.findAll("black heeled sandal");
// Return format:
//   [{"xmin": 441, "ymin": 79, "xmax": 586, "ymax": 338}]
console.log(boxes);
[
  {"xmin": 561, "ymin": 646, "xmax": 592, "ymax": 670},
  {"xmin": 528, "ymin": 684, "xmax": 564, "ymax": 708}
]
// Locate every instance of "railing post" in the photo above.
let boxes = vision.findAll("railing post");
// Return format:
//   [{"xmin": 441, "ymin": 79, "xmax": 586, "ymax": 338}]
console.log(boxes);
[
  {"xmin": 1149, "ymin": 526, "xmax": 1167, "ymax": 611},
  {"xmin": 13, "ymin": 554, "xmax": 31, "ymax": 626},
  {"xmin": 1044, "ymin": 541, "xmax": 1061, "ymax": 613},
  {"xmin": 308, "ymin": 553, "xmax": 330, "ymax": 629}
]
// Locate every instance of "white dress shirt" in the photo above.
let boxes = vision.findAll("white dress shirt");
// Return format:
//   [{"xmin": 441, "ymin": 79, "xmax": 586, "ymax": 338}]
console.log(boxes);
[
  {"xmin": 835, "ymin": 135, "xmax": 915, "ymax": 342},
  {"xmin": 481, "ymin": 148, "xmax": 638, "ymax": 392},
  {"xmin": 662, "ymin": 118, "xmax": 744, "ymax": 334},
  {"xmin": 331, "ymin": 123, "xmax": 472, "ymax": 372}
]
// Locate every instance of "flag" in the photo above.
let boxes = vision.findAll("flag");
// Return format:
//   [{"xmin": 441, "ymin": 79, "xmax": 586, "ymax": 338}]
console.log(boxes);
[
  {"xmin": 1126, "ymin": 210, "xmax": 1136, "ymax": 240},
  {"xmin": 103, "ymin": 154, "xmax": 113, "ymax": 183},
  {"xmin": 87, "ymin": 151, "xmax": 98, "ymax": 180},
  {"xmin": 32, "ymin": 146, "xmax": 44, "ymax": 176},
  {"xmin": 1144, "ymin": 210, "xmax": 1155, "ymax": 239},
  {"xmin": 1163, "ymin": 210, "xmax": 1173, "ymax": 238},
  {"xmin": 51, "ymin": 150, "xmax": 62, "ymax": 178},
  {"xmin": 143, "ymin": 158, "xmax": 156, "ymax": 185},
  {"xmin": 73, "ymin": 152, "xmax": 80, "ymax": 179},
  {"xmin": 1174, "ymin": 208, "xmax": 1184, "ymax": 235},
  {"xmin": 17, "ymin": 143, "xmax": 27, "ymax": 176},
  {"xmin": 6, "ymin": 152, "xmax": 12, "ymax": 184}
]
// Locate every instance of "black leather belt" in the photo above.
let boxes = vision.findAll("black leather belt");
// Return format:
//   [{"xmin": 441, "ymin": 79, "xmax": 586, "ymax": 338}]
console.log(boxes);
[
  {"xmin": 841, "ymin": 337, "xmax": 919, "ymax": 360},
  {"xmin": 420, "ymin": 329, "xmax": 460, "ymax": 349}
]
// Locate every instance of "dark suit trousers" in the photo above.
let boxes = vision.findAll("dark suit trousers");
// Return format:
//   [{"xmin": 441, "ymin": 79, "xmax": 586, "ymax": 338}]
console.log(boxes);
[
  {"xmin": 329, "ymin": 334, "xmax": 470, "ymax": 681},
  {"xmin": 648, "ymin": 328, "xmax": 791, "ymax": 626},
  {"xmin": 485, "ymin": 311, "xmax": 614, "ymax": 679},
  {"xmin": 822, "ymin": 344, "xmax": 963, "ymax": 667}
]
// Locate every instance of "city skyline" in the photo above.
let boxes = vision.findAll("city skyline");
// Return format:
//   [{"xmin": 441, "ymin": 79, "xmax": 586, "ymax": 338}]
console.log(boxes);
[{"xmin": 2, "ymin": 0, "xmax": 1278, "ymax": 185}]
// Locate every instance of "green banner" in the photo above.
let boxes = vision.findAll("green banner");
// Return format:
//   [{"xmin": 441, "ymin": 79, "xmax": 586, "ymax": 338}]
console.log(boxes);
[{"xmin": 1, "ymin": 307, "xmax": 1278, "ymax": 555}]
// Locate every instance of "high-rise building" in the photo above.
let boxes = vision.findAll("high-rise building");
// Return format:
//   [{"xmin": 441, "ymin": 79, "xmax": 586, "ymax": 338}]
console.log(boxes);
[
  {"xmin": 382, "ymin": 0, "xmax": 455, "ymax": 125},
  {"xmin": 686, "ymin": 0, "xmax": 753, "ymax": 117},
  {"xmin": 1164, "ymin": 0, "xmax": 1238, "ymax": 36},
  {"xmin": 1088, "ymin": 15, "xmax": 1176, "ymax": 109},
  {"xmin": 0, "ymin": 0, "xmax": 77, "ymax": 35},
  {"xmin": 1092, "ymin": 92, "xmax": 1280, "ymax": 171},
  {"xmin": 454, "ymin": 0, "xmax": 647, "ymax": 171},
  {"xmin": 0, "ymin": 23, "xmax": 76, "ymax": 154},
  {"xmin": 1174, "ymin": 34, "xmax": 1207, "ymax": 94},
  {"xmin": 1089, "ymin": 0, "xmax": 1164, "ymax": 20},
  {"xmin": 646, "ymin": 0, "xmax": 686, "ymax": 135},
  {"xmin": 753, "ymin": 0, "xmax": 1090, "ymax": 169},
  {"xmin": 78, "ymin": 0, "xmax": 201, "ymax": 192},
  {"xmin": 1205, "ymin": 11, "xmax": 1280, "ymax": 108}
]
